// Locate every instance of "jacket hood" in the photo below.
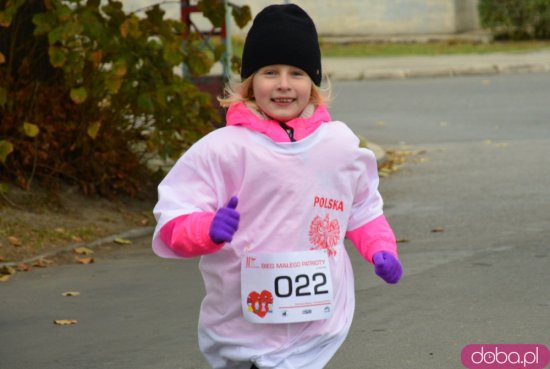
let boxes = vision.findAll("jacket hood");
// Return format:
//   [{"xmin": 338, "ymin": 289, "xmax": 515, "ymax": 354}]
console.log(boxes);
[{"xmin": 225, "ymin": 102, "xmax": 332, "ymax": 142}]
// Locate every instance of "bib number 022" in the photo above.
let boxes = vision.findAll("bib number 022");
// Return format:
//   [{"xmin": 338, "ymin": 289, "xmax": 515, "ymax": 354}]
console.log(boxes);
[
  {"xmin": 241, "ymin": 250, "xmax": 334, "ymax": 323},
  {"xmin": 274, "ymin": 272, "xmax": 329, "ymax": 298}
]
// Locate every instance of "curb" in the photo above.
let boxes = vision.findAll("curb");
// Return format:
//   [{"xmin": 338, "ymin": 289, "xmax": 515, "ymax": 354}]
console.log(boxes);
[
  {"xmin": 365, "ymin": 141, "xmax": 387, "ymax": 166},
  {"xmin": 0, "ymin": 226, "xmax": 154, "ymax": 269},
  {"xmin": 328, "ymin": 63, "xmax": 550, "ymax": 81},
  {"xmin": 358, "ymin": 134, "xmax": 388, "ymax": 166},
  {"xmin": 323, "ymin": 52, "xmax": 550, "ymax": 81}
]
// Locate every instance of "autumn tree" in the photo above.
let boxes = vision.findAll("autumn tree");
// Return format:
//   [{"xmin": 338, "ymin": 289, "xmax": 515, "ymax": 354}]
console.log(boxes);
[{"xmin": 0, "ymin": 0, "xmax": 251, "ymax": 196}]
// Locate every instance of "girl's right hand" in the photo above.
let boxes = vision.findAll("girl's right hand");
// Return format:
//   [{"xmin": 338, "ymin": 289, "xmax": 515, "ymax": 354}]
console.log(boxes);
[{"xmin": 209, "ymin": 196, "xmax": 240, "ymax": 244}]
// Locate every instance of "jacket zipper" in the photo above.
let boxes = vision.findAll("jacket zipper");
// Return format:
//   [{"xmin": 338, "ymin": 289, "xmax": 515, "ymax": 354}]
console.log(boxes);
[{"xmin": 278, "ymin": 121, "xmax": 296, "ymax": 142}]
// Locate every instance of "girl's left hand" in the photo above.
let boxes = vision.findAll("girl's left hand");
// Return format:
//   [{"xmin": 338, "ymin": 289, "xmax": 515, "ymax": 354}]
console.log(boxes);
[{"xmin": 373, "ymin": 251, "xmax": 403, "ymax": 284}]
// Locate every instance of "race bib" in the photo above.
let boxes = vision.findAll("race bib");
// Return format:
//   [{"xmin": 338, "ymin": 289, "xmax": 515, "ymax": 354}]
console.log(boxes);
[{"xmin": 241, "ymin": 250, "xmax": 334, "ymax": 324}]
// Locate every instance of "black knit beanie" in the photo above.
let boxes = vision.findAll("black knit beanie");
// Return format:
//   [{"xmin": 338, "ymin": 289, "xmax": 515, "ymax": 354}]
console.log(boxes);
[{"xmin": 240, "ymin": 4, "xmax": 322, "ymax": 86}]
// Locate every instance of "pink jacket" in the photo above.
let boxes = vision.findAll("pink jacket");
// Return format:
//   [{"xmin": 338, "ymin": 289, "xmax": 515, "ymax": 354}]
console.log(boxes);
[{"xmin": 159, "ymin": 102, "xmax": 397, "ymax": 263}]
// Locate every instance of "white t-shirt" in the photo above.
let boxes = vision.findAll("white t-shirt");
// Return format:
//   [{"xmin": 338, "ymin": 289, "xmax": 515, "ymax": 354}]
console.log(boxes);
[{"xmin": 153, "ymin": 122, "xmax": 383, "ymax": 369}]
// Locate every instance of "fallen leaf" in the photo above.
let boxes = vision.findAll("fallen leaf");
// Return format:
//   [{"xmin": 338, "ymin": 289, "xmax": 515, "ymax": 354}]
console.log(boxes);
[
  {"xmin": 431, "ymin": 227, "xmax": 445, "ymax": 233},
  {"xmin": 55, "ymin": 227, "xmax": 66, "ymax": 233},
  {"xmin": 1, "ymin": 265, "xmax": 16, "ymax": 275},
  {"xmin": 8, "ymin": 236, "xmax": 22, "ymax": 247},
  {"xmin": 483, "ymin": 139, "xmax": 508, "ymax": 148},
  {"xmin": 62, "ymin": 291, "xmax": 81, "ymax": 297},
  {"xmin": 0, "ymin": 274, "xmax": 11, "ymax": 282},
  {"xmin": 76, "ymin": 257, "xmax": 94, "ymax": 265},
  {"xmin": 140, "ymin": 218, "xmax": 149, "ymax": 225},
  {"xmin": 54, "ymin": 319, "xmax": 78, "ymax": 325},
  {"xmin": 17, "ymin": 263, "xmax": 31, "ymax": 272},
  {"xmin": 73, "ymin": 247, "xmax": 94, "ymax": 255},
  {"xmin": 71, "ymin": 235, "xmax": 83, "ymax": 242},
  {"xmin": 396, "ymin": 238, "xmax": 410, "ymax": 243},
  {"xmin": 378, "ymin": 170, "xmax": 390, "ymax": 178},
  {"xmin": 114, "ymin": 237, "xmax": 132, "ymax": 245},
  {"xmin": 33, "ymin": 259, "xmax": 53, "ymax": 268}
]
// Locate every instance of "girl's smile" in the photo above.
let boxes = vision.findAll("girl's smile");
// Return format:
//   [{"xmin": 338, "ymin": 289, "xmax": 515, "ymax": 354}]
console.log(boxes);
[
  {"xmin": 252, "ymin": 65, "xmax": 313, "ymax": 122},
  {"xmin": 271, "ymin": 97, "xmax": 296, "ymax": 105}
]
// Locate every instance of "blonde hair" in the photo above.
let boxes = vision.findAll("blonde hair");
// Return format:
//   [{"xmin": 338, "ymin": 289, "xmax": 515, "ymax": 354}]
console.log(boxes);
[{"xmin": 217, "ymin": 74, "xmax": 332, "ymax": 110}]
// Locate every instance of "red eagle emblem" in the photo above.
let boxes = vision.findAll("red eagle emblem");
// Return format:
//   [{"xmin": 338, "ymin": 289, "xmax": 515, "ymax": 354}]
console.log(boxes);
[{"xmin": 309, "ymin": 214, "xmax": 340, "ymax": 256}]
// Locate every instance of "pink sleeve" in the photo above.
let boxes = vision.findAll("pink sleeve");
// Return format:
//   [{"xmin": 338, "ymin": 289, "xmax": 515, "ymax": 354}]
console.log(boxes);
[
  {"xmin": 345, "ymin": 214, "xmax": 398, "ymax": 264},
  {"xmin": 159, "ymin": 212, "xmax": 223, "ymax": 258}
]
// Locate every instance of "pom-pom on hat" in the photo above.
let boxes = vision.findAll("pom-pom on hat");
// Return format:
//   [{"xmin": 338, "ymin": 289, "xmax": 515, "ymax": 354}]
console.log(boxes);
[{"xmin": 240, "ymin": 4, "xmax": 322, "ymax": 86}]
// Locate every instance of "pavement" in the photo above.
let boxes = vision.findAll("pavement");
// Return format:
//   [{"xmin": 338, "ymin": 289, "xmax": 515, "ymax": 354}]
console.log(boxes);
[{"xmin": 323, "ymin": 50, "xmax": 550, "ymax": 80}]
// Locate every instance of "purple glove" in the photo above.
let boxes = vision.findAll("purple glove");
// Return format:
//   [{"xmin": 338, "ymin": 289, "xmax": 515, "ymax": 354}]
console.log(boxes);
[
  {"xmin": 209, "ymin": 196, "xmax": 240, "ymax": 244},
  {"xmin": 373, "ymin": 251, "xmax": 403, "ymax": 284}
]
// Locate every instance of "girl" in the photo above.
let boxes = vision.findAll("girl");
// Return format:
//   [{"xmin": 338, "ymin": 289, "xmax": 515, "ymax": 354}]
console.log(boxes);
[{"xmin": 153, "ymin": 4, "xmax": 403, "ymax": 369}]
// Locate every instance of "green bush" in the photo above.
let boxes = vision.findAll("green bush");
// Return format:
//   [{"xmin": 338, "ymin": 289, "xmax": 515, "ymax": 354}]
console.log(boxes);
[
  {"xmin": 0, "ymin": 0, "xmax": 250, "ymax": 196},
  {"xmin": 533, "ymin": 0, "xmax": 550, "ymax": 38},
  {"xmin": 479, "ymin": 0, "xmax": 550, "ymax": 39}
]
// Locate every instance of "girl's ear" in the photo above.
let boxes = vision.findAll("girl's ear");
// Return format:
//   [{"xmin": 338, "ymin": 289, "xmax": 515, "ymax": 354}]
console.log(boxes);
[{"xmin": 309, "ymin": 78, "xmax": 332, "ymax": 107}]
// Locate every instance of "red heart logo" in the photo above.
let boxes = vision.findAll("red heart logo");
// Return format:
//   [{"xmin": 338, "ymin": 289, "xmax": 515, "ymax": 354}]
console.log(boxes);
[{"xmin": 247, "ymin": 290, "xmax": 273, "ymax": 318}]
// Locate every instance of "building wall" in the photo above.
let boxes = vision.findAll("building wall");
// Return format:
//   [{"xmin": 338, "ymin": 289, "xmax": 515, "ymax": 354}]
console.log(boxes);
[
  {"xmin": 230, "ymin": 0, "xmax": 481, "ymax": 36},
  {"xmin": 122, "ymin": 0, "xmax": 480, "ymax": 36}
]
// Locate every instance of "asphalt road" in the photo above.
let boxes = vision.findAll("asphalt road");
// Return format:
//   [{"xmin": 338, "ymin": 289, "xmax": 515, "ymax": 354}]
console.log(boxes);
[
  {"xmin": 328, "ymin": 72, "xmax": 550, "ymax": 368},
  {"xmin": 2, "ymin": 73, "xmax": 549, "ymax": 369}
]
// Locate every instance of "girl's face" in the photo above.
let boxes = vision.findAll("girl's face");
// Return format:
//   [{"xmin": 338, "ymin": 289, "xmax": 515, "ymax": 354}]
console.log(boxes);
[{"xmin": 252, "ymin": 65, "xmax": 313, "ymax": 122}]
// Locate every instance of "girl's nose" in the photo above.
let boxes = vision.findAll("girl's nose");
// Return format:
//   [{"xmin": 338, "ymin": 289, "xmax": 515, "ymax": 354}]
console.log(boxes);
[{"xmin": 277, "ymin": 73, "xmax": 291, "ymax": 89}]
